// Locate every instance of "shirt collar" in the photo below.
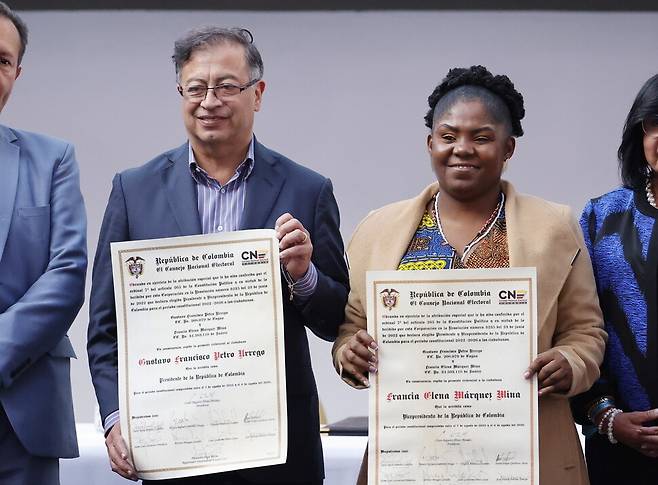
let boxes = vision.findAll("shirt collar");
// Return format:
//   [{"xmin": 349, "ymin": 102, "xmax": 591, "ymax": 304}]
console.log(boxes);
[{"xmin": 188, "ymin": 136, "xmax": 255, "ymax": 184}]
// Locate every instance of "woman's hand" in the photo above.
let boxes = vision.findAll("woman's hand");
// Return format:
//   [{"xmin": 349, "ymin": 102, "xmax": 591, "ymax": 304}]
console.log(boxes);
[
  {"xmin": 338, "ymin": 329, "xmax": 378, "ymax": 387},
  {"xmin": 524, "ymin": 349, "xmax": 573, "ymax": 396},
  {"xmin": 611, "ymin": 409, "xmax": 658, "ymax": 458}
]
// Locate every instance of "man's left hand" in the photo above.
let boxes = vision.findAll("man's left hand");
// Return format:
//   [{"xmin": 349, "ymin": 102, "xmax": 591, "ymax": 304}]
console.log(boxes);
[{"xmin": 275, "ymin": 213, "xmax": 312, "ymax": 280}]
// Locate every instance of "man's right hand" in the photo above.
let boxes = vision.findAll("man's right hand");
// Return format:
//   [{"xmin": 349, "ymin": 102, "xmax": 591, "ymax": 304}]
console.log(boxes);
[
  {"xmin": 105, "ymin": 423, "xmax": 138, "ymax": 480},
  {"xmin": 338, "ymin": 329, "xmax": 379, "ymax": 387}
]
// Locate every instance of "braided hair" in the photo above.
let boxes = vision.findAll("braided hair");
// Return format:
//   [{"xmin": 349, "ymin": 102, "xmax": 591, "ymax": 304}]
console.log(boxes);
[{"xmin": 424, "ymin": 65, "xmax": 525, "ymax": 137}]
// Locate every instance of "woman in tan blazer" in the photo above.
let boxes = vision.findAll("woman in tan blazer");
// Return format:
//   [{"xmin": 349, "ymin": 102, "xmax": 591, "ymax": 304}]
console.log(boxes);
[{"xmin": 332, "ymin": 66, "xmax": 606, "ymax": 485}]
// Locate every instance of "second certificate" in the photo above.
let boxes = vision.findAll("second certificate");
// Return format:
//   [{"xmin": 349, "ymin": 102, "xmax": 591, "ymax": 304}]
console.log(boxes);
[
  {"xmin": 367, "ymin": 268, "xmax": 538, "ymax": 485},
  {"xmin": 111, "ymin": 229, "xmax": 286, "ymax": 480}
]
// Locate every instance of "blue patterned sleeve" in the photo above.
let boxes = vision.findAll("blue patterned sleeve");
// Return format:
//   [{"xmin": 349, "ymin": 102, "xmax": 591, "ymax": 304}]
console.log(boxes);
[
  {"xmin": 579, "ymin": 201, "xmax": 594, "ymax": 254},
  {"xmin": 571, "ymin": 199, "xmax": 614, "ymax": 427}
]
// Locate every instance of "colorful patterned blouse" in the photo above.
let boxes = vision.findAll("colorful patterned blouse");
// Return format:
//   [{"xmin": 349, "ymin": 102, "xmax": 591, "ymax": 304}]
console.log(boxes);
[{"xmin": 398, "ymin": 194, "xmax": 509, "ymax": 270}]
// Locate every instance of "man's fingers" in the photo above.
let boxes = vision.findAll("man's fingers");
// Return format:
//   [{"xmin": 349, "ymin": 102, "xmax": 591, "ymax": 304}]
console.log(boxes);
[
  {"xmin": 109, "ymin": 440, "xmax": 133, "ymax": 468},
  {"xmin": 276, "ymin": 218, "xmax": 305, "ymax": 239},
  {"xmin": 279, "ymin": 228, "xmax": 308, "ymax": 250},
  {"xmin": 274, "ymin": 213, "xmax": 293, "ymax": 230},
  {"xmin": 107, "ymin": 446, "xmax": 136, "ymax": 480},
  {"xmin": 112, "ymin": 465, "xmax": 138, "ymax": 481},
  {"xmin": 106, "ymin": 425, "xmax": 137, "ymax": 480},
  {"xmin": 276, "ymin": 216, "xmax": 312, "ymax": 280},
  {"xmin": 279, "ymin": 245, "xmax": 310, "ymax": 262},
  {"xmin": 110, "ymin": 459, "xmax": 131, "ymax": 479},
  {"xmin": 112, "ymin": 434, "xmax": 130, "ymax": 460}
]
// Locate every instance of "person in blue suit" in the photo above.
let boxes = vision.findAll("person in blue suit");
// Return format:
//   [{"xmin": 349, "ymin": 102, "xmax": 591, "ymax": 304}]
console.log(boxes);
[
  {"xmin": 0, "ymin": 3, "xmax": 87, "ymax": 484},
  {"xmin": 87, "ymin": 27, "xmax": 349, "ymax": 484}
]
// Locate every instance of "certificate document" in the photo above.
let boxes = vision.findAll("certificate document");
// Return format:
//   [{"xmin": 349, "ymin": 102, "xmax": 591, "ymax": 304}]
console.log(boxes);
[
  {"xmin": 367, "ymin": 268, "xmax": 538, "ymax": 484},
  {"xmin": 111, "ymin": 230, "xmax": 287, "ymax": 480}
]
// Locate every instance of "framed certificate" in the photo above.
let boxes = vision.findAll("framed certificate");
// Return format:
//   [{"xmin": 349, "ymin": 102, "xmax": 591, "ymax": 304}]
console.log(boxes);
[
  {"xmin": 367, "ymin": 268, "xmax": 539, "ymax": 485},
  {"xmin": 111, "ymin": 229, "xmax": 287, "ymax": 480}
]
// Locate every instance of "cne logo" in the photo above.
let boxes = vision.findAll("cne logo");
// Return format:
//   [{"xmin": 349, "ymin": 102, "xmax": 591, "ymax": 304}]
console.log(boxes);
[
  {"xmin": 241, "ymin": 249, "xmax": 269, "ymax": 266},
  {"xmin": 498, "ymin": 289, "xmax": 528, "ymax": 304}
]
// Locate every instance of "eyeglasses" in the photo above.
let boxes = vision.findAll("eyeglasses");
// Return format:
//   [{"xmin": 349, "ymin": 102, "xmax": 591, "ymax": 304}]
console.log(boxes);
[
  {"xmin": 178, "ymin": 78, "xmax": 260, "ymax": 101},
  {"xmin": 642, "ymin": 115, "xmax": 658, "ymax": 138}
]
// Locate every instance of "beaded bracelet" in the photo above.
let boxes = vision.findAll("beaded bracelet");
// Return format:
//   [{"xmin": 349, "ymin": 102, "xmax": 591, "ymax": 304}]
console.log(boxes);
[
  {"xmin": 607, "ymin": 409, "xmax": 623, "ymax": 444},
  {"xmin": 597, "ymin": 408, "xmax": 616, "ymax": 435}
]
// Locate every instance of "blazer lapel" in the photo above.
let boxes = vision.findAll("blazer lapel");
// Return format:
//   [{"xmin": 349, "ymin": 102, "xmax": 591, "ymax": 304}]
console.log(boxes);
[
  {"xmin": 240, "ymin": 141, "xmax": 285, "ymax": 230},
  {"xmin": 162, "ymin": 143, "xmax": 202, "ymax": 236},
  {"xmin": 504, "ymin": 181, "xmax": 578, "ymax": 334},
  {"xmin": 375, "ymin": 183, "xmax": 440, "ymax": 270},
  {"xmin": 0, "ymin": 127, "xmax": 19, "ymax": 261}
]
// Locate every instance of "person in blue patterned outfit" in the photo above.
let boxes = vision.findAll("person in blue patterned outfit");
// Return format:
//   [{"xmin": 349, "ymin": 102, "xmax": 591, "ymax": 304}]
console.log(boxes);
[{"xmin": 572, "ymin": 73, "xmax": 658, "ymax": 484}]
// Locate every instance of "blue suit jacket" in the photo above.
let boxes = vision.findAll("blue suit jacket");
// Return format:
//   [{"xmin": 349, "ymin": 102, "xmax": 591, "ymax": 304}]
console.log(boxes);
[
  {"xmin": 88, "ymin": 139, "xmax": 349, "ymax": 482},
  {"xmin": 0, "ymin": 125, "xmax": 86, "ymax": 458}
]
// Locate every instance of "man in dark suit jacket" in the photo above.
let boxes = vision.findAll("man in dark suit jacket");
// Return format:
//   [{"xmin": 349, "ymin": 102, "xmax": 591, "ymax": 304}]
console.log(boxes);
[
  {"xmin": 87, "ymin": 27, "xmax": 348, "ymax": 484},
  {"xmin": 0, "ymin": 3, "xmax": 87, "ymax": 484}
]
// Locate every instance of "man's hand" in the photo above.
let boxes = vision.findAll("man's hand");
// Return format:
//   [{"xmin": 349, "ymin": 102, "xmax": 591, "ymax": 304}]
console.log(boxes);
[
  {"xmin": 338, "ymin": 329, "xmax": 379, "ymax": 387},
  {"xmin": 105, "ymin": 423, "xmax": 138, "ymax": 481},
  {"xmin": 275, "ymin": 213, "xmax": 312, "ymax": 280},
  {"xmin": 524, "ymin": 349, "xmax": 573, "ymax": 397}
]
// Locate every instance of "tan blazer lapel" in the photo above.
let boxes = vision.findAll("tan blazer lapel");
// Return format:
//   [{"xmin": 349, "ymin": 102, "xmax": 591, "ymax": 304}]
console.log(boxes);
[
  {"xmin": 337, "ymin": 182, "xmax": 440, "ymax": 375},
  {"xmin": 370, "ymin": 183, "xmax": 440, "ymax": 270},
  {"xmin": 504, "ymin": 181, "xmax": 580, "ymax": 339}
]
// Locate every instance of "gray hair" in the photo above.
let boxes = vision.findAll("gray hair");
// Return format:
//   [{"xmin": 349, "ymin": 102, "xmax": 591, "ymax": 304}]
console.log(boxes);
[
  {"xmin": 0, "ymin": 2, "xmax": 28, "ymax": 64},
  {"xmin": 172, "ymin": 27, "xmax": 264, "ymax": 82}
]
